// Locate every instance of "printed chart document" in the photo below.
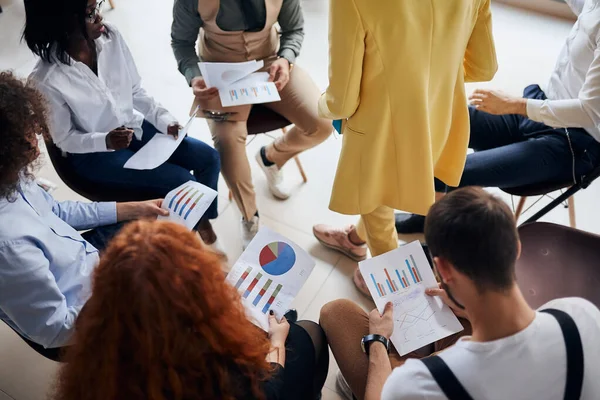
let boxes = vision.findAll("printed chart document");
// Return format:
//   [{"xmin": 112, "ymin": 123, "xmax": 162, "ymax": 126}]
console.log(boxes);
[
  {"xmin": 199, "ymin": 61, "xmax": 280, "ymax": 107},
  {"xmin": 219, "ymin": 72, "xmax": 280, "ymax": 107},
  {"xmin": 157, "ymin": 180, "xmax": 217, "ymax": 230},
  {"xmin": 124, "ymin": 107, "xmax": 199, "ymax": 170},
  {"xmin": 359, "ymin": 241, "xmax": 463, "ymax": 355},
  {"xmin": 225, "ymin": 227, "xmax": 316, "ymax": 331}
]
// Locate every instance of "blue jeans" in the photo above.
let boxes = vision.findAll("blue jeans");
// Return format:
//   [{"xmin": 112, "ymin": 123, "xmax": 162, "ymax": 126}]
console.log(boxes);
[
  {"xmin": 67, "ymin": 121, "xmax": 220, "ymax": 219},
  {"xmin": 436, "ymin": 85, "xmax": 600, "ymax": 192}
]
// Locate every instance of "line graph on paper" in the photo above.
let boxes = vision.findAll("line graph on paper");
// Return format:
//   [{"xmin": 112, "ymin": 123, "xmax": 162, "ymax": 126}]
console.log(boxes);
[{"xmin": 395, "ymin": 295, "xmax": 444, "ymax": 343}]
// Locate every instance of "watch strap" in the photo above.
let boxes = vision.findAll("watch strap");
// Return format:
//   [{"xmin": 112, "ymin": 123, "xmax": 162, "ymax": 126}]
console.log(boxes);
[{"xmin": 362, "ymin": 334, "xmax": 390, "ymax": 356}]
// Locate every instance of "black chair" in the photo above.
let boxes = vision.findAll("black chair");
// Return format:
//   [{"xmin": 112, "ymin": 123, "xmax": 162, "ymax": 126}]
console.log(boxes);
[
  {"xmin": 44, "ymin": 139, "xmax": 158, "ymax": 202},
  {"xmin": 516, "ymin": 222, "xmax": 600, "ymax": 309},
  {"xmin": 1, "ymin": 320, "xmax": 63, "ymax": 362},
  {"xmin": 503, "ymin": 164, "xmax": 600, "ymax": 228},
  {"xmin": 228, "ymin": 104, "xmax": 308, "ymax": 200}
]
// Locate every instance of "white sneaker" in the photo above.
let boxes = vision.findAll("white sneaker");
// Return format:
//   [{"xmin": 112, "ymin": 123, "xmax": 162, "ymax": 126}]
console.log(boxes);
[
  {"xmin": 255, "ymin": 148, "xmax": 291, "ymax": 200},
  {"xmin": 241, "ymin": 215, "xmax": 260, "ymax": 249}
]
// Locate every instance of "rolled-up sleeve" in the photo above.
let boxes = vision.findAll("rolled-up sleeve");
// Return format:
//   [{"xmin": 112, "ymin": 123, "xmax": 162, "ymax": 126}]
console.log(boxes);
[
  {"xmin": 172, "ymin": 0, "xmax": 204, "ymax": 85},
  {"xmin": 0, "ymin": 241, "xmax": 84, "ymax": 348},
  {"xmin": 526, "ymin": 44, "xmax": 600, "ymax": 142},
  {"xmin": 41, "ymin": 187, "xmax": 117, "ymax": 230}
]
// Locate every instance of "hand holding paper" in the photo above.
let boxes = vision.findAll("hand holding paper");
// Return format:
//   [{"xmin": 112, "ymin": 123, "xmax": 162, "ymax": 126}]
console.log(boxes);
[{"xmin": 359, "ymin": 241, "xmax": 463, "ymax": 355}]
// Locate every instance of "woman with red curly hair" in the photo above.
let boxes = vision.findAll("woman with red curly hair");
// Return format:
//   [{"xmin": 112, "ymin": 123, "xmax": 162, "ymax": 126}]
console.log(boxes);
[{"xmin": 53, "ymin": 220, "xmax": 328, "ymax": 400}]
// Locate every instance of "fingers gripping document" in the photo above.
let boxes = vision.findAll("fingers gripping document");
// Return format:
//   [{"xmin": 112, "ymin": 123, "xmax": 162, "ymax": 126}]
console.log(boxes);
[
  {"xmin": 359, "ymin": 241, "xmax": 463, "ymax": 355},
  {"xmin": 123, "ymin": 107, "xmax": 200, "ymax": 170},
  {"xmin": 199, "ymin": 61, "xmax": 280, "ymax": 107}
]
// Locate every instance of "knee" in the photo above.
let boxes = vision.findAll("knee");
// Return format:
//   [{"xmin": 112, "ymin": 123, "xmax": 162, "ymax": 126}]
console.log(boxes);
[
  {"xmin": 319, "ymin": 299, "xmax": 356, "ymax": 333},
  {"xmin": 313, "ymin": 118, "xmax": 334, "ymax": 141}
]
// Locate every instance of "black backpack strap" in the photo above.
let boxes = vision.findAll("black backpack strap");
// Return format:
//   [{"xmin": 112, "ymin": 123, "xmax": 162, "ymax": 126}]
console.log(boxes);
[
  {"xmin": 421, "ymin": 356, "xmax": 474, "ymax": 400},
  {"xmin": 540, "ymin": 309, "xmax": 585, "ymax": 400}
]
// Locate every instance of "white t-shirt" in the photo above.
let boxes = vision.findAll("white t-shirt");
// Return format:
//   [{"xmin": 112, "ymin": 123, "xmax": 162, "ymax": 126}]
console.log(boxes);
[{"xmin": 381, "ymin": 298, "xmax": 600, "ymax": 400}]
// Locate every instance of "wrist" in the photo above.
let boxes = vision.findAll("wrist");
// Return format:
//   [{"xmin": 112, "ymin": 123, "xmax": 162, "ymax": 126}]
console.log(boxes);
[
  {"xmin": 116, "ymin": 202, "xmax": 136, "ymax": 222},
  {"xmin": 511, "ymin": 98, "xmax": 528, "ymax": 116}
]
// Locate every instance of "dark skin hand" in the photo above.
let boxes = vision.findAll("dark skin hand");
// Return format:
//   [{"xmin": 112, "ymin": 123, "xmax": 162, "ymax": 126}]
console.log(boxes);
[
  {"xmin": 167, "ymin": 123, "xmax": 183, "ymax": 139},
  {"xmin": 106, "ymin": 127, "xmax": 134, "ymax": 150}
]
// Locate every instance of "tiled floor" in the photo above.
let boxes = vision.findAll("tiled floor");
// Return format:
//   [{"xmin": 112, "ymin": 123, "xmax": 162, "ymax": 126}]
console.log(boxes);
[{"xmin": 0, "ymin": 0, "xmax": 591, "ymax": 399}]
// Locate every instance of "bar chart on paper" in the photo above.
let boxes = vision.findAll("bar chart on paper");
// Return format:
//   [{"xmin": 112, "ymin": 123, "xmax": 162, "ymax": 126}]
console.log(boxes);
[
  {"xmin": 225, "ymin": 228, "xmax": 316, "ymax": 332},
  {"xmin": 220, "ymin": 82, "xmax": 280, "ymax": 107},
  {"xmin": 359, "ymin": 241, "xmax": 463, "ymax": 355},
  {"xmin": 158, "ymin": 181, "xmax": 218, "ymax": 230}
]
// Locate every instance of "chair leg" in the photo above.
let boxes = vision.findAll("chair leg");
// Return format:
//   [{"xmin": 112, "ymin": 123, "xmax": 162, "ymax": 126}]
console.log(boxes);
[
  {"xmin": 280, "ymin": 126, "xmax": 308, "ymax": 183},
  {"xmin": 514, "ymin": 196, "xmax": 527, "ymax": 221},
  {"xmin": 294, "ymin": 156, "xmax": 308, "ymax": 183},
  {"xmin": 108, "ymin": 0, "xmax": 116, "ymax": 9},
  {"xmin": 228, "ymin": 190, "xmax": 233, "ymax": 201},
  {"xmin": 568, "ymin": 196, "xmax": 576, "ymax": 228}
]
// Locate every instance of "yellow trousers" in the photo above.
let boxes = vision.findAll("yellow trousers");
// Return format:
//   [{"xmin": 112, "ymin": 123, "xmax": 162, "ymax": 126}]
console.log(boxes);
[{"xmin": 356, "ymin": 206, "xmax": 398, "ymax": 257}]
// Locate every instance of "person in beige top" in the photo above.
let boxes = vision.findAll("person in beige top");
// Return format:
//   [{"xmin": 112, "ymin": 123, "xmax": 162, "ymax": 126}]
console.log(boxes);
[{"xmin": 171, "ymin": 0, "xmax": 332, "ymax": 247}]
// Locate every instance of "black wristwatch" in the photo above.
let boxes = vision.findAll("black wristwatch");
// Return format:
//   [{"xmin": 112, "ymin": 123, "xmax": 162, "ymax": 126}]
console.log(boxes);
[{"xmin": 361, "ymin": 334, "xmax": 390, "ymax": 356}]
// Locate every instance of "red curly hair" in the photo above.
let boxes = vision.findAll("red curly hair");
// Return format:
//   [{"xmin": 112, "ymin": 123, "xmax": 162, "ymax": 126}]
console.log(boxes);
[{"xmin": 54, "ymin": 220, "xmax": 272, "ymax": 400}]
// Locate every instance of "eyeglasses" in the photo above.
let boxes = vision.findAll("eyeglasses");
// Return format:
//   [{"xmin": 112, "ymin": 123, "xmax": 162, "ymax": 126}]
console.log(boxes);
[{"xmin": 85, "ymin": 0, "xmax": 105, "ymax": 23}]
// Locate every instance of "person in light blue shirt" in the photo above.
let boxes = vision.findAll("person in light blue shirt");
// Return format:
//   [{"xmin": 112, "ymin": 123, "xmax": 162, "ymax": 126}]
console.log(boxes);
[{"xmin": 0, "ymin": 71, "xmax": 168, "ymax": 351}]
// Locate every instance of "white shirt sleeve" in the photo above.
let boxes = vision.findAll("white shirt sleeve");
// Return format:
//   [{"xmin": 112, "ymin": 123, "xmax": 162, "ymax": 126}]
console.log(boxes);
[
  {"xmin": 564, "ymin": 0, "xmax": 586, "ymax": 16},
  {"xmin": 526, "ymin": 42, "xmax": 600, "ymax": 141},
  {"xmin": 35, "ymin": 80, "xmax": 110, "ymax": 153},
  {"xmin": 115, "ymin": 30, "xmax": 177, "ymax": 134}
]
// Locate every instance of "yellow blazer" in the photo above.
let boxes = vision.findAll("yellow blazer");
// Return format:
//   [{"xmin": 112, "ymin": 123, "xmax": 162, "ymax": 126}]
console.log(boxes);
[{"xmin": 319, "ymin": 0, "xmax": 498, "ymax": 216}]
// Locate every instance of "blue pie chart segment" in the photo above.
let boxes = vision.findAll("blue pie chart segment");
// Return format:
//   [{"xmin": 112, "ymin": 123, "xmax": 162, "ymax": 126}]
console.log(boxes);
[{"xmin": 259, "ymin": 242, "xmax": 296, "ymax": 276}]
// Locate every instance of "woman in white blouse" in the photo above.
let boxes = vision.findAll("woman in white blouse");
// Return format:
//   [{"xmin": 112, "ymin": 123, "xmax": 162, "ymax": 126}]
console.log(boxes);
[{"xmin": 24, "ymin": 0, "xmax": 221, "ymax": 244}]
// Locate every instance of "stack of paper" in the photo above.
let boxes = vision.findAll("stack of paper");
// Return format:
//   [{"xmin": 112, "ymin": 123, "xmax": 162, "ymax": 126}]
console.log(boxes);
[{"xmin": 199, "ymin": 61, "xmax": 281, "ymax": 107}]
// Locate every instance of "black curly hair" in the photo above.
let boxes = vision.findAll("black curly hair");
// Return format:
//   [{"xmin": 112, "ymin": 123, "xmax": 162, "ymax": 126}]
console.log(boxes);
[{"xmin": 0, "ymin": 71, "xmax": 50, "ymax": 199}]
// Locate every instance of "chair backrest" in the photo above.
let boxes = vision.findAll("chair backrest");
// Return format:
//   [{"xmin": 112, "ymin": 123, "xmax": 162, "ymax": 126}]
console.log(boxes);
[
  {"xmin": 44, "ymin": 140, "xmax": 158, "ymax": 203},
  {"xmin": 516, "ymin": 222, "xmax": 600, "ymax": 309}
]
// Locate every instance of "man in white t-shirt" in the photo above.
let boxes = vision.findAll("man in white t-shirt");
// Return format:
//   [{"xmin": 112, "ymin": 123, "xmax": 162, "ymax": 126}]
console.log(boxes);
[{"xmin": 320, "ymin": 187, "xmax": 600, "ymax": 400}]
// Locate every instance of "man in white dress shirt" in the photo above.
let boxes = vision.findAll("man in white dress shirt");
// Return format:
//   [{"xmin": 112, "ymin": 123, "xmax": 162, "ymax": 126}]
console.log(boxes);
[{"xmin": 391, "ymin": 0, "xmax": 600, "ymax": 234}]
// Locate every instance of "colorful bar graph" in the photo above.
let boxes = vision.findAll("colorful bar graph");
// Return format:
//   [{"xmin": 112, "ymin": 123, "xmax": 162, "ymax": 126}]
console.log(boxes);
[
  {"xmin": 402, "ymin": 270, "xmax": 410, "ymax": 287},
  {"xmin": 178, "ymin": 189, "xmax": 199, "ymax": 216},
  {"xmin": 410, "ymin": 255, "xmax": 423, "ymax": 281},
  {"xmin": 174, "ymin": 187, "xmax": 193, "ymax": 213},
  {"xmin": 169, "ymin": 185, "xmax": 188, "ymax": 209},
  {"xmin": 384, "ymin": 268, "xmax": 397, "ymax": 292},
  {"xmin": 253, "ymin": 279, "xmax": 273, "ymax": 306},
  {"xmin": 243, "ymin": 272, "xmax": 263, "ymax": 298},
  {"xmin": 371, "ymin": 274, "xmax": 382, "ymax": 297},
  {"xmin": 234, "ymin": 267, "xmax": 252, "ymax": 289},
  {"xmin": 262, "ymin": 284, "xmax": 283, "ymax": 313},
  {"xmin": 406, "ymin": 260, "xmax": 418, "ymax": 283},
  {"xmin": 184, "ymin": 192, "xmax": 205, "ymax": 219}
]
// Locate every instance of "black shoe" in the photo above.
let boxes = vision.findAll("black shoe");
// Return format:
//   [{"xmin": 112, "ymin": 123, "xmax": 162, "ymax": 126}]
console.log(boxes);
[
  {"xmin": 284, "ymin": 309, "xmax": 298, "ymax": 323},
  {"xmin": 395, "ymin": 213, "xmax": 426, "ymax": 234}
]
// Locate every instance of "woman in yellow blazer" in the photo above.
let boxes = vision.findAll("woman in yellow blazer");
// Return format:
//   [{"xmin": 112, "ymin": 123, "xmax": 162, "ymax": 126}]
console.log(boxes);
[{"xmin": 314, "ymin": 0, "xmax": 498, "ymax": 289}]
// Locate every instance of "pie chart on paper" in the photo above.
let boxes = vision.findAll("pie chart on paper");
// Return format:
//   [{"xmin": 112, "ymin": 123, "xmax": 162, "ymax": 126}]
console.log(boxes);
[{"xmin": 259, "ymin": 242, "xmax": 297, "ymax": 276}]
